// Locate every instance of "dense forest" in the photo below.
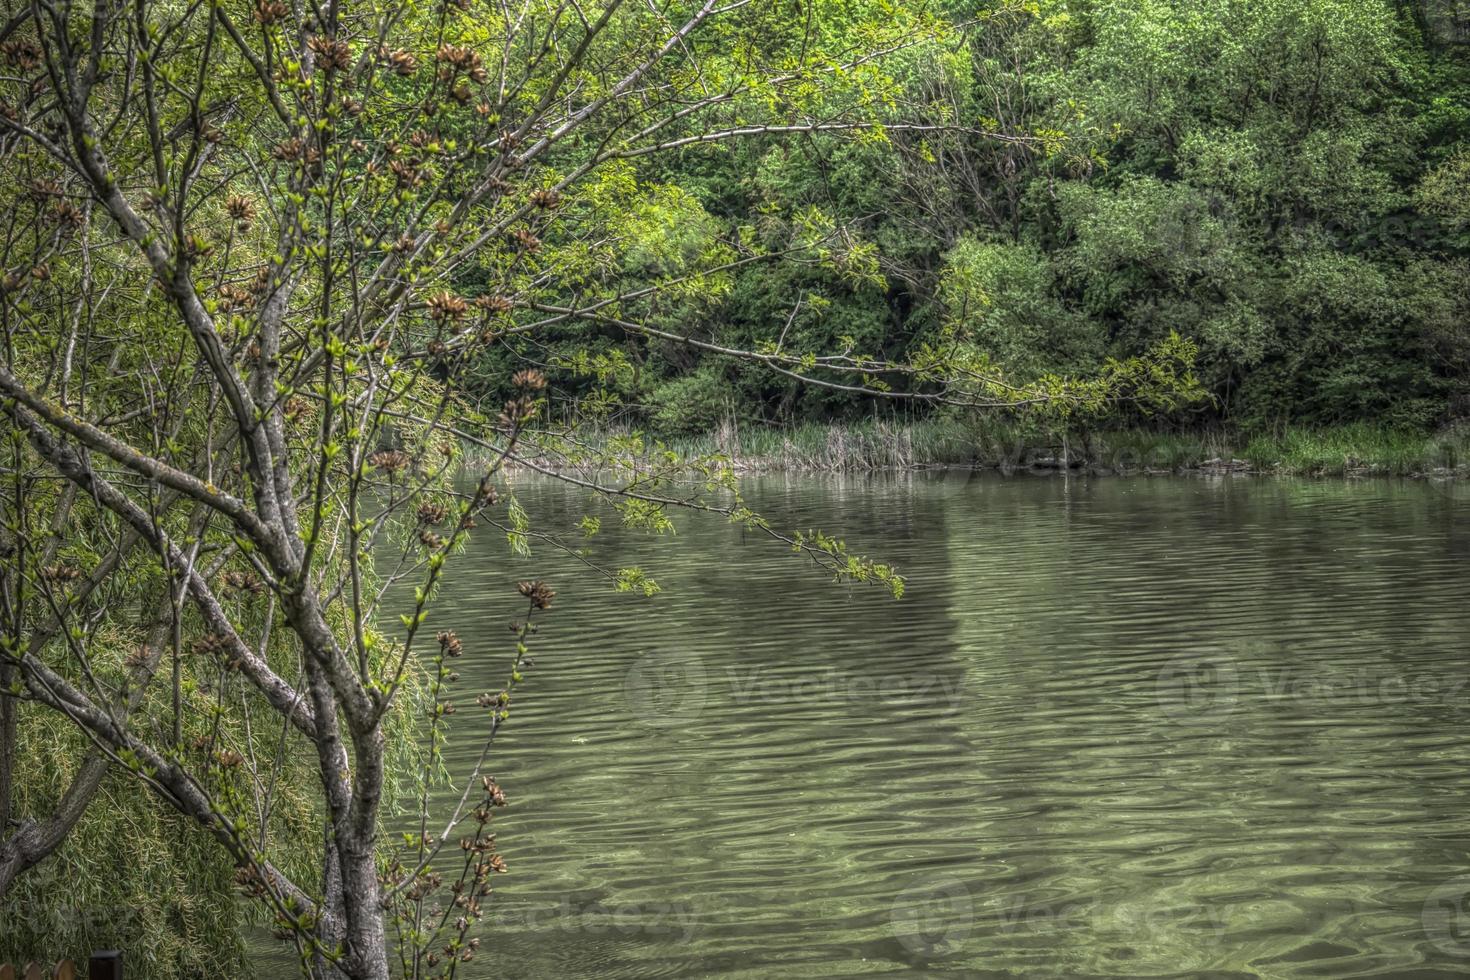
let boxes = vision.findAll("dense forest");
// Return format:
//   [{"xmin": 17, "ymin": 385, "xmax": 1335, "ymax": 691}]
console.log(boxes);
[{"xmin": 477, "ymin": 0, "xmax": 1470, "ymax": 439}]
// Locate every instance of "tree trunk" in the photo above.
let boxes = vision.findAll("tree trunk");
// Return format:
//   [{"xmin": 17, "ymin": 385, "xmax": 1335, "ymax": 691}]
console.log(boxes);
[{"xmin": 0, "ymin": 753, "xmax": 109, "ymax": 895}]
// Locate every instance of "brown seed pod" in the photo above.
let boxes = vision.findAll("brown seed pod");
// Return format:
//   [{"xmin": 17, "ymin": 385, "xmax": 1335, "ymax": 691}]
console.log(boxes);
[
  {"xmin": 511, "ymin": 368, "xmax": 546, "ymax": 391},
  {"xmin": 307, "ymin": 34, "xmax": 352, "ymax": 72},
  {"xmin": 217, "ymin": 283, "xmax": 254, "ymax": 312},
  {"xmin": 426, "ymin": 291, "xmax": 468, "ymax": 321},
  {"xmin": 40, "ymin": 562, "xmax": 81, "ymax": 584},
  {"xmin": 515, "ymin": 579, "xmax": 555, "ymax": 609},
  {"xmin": 385, "ymin": 48, "xmax": 418, "ymax": 77},
  {"xmin": 1, "ymin": 40, "xmax": 42, "ymax": 70},
  {"xmin": 510, "ymin": 227, "xmax": 540, "ymax": 253},
  {"xmin": 27, "ymin": 178, "xmax": 62, "ymax": 200},
  {"xmin": 52, "ymin": 200, "xmax": 84, "ymax": 229},
  {"xmin": 225, "ymin": 194, "xmax": 257, "ymax": 228},
  {"xmin": 389, "ymin": 159, "xmax": 422, "ymax": 188},
  {"xmin": 253, "ymin": 0, "xmax": 286, "ymax": 24},
  {"xmin": 367, "ymin": 448, "xmax": 412, "ymax": 474},
  {"xmin": 474, "ymin": 294, "xmax": 514, "ymax": 314},
  {"xmin": 497, "ymin": 396, "xmax": 537, "ymax": 429}
]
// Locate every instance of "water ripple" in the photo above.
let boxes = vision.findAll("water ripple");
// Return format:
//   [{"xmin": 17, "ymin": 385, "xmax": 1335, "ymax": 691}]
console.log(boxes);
[{"xmin": 352, "ymin": 473, "xmax": 1470, "ymax": 978}]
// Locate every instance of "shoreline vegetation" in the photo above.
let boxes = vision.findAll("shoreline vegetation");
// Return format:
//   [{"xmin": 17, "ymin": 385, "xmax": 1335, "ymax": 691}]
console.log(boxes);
[{"xmin": 548, "ymin": 420, "xmax": 1470, "ymax": 480}]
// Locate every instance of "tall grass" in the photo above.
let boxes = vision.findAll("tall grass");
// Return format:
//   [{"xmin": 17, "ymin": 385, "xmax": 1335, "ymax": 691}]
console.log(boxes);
[
  {"xmin": 598, "ymin": 417, "xmax": 1470, "ymax": 478},
  {"xmin": 1239, "ymin": 423, "xmax": 1466, "ymax": 476},
  {"xmin": 662, "ymin": 416, "xmax": 1035, "ymax": 471}
]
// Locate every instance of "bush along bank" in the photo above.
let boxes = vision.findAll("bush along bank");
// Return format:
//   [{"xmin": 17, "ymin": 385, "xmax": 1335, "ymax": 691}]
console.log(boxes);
[{"xmin": 603, "ymin": 420, "xmax": 1470, "ymax": 480}]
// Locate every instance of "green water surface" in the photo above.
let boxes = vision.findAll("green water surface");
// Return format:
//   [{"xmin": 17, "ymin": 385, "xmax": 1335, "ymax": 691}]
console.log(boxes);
[{"xmin": 398, "ymin": 472, "xmax": 1470, "ymax": 978}]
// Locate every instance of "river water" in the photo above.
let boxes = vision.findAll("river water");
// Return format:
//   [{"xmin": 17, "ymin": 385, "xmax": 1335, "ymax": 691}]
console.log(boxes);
[{"xmin": 403, "ymin": 472, "xmax": 1470, "ymax": 978}]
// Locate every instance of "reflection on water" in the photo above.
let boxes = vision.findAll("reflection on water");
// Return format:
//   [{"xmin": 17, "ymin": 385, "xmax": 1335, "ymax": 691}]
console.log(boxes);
[{"xmin": 363, "ymin": 473, "xmax": 1470, "ymax": 977}]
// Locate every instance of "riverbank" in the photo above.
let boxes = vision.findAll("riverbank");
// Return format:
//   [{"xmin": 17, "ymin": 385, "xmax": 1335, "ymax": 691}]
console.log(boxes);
[{"xmin": 643, "ymin": 420, "xmax": 1470, "ymax": 480}]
